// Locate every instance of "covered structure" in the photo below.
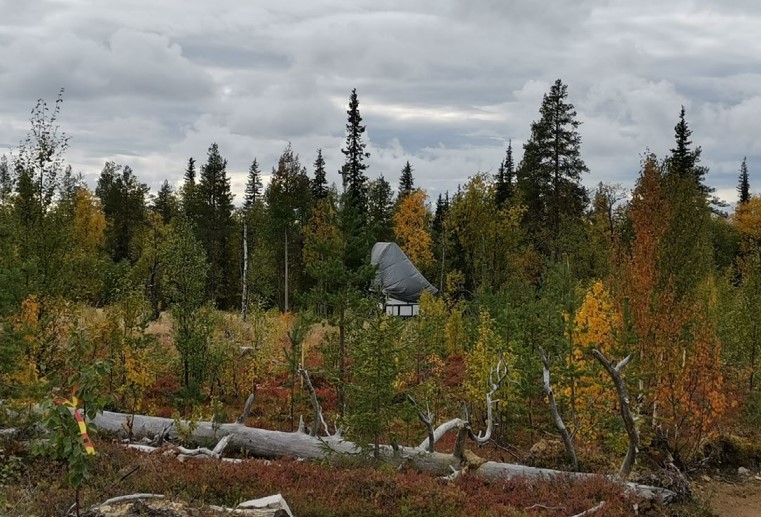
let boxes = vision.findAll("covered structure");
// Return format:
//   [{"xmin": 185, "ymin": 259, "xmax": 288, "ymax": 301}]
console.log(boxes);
[{"xmin": 370, "ymin": 242, "xmax": 438, "ymax": 317}]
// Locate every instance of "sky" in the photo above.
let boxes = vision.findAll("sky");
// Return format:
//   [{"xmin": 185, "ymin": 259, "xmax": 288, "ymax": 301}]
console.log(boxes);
[{"xmin": 1, "ymin": 0, "xmax": 760, "ymax": 206}]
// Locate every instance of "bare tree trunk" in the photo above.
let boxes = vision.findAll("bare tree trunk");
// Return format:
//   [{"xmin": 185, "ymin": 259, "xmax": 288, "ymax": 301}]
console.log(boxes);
[
  {"xmin": 242, "ymin": 220, "xmax": 248, "ymax": 322},
  {"xmin": 338, "ymin": 306, "xmax": 346, "ymax": 417},
  {"xmin": 237, "ymin": 388, "xmax": 256, "ymax": 424},
  {"xmin": 92, "ymin": 410, "xmax": 674, "ymax": 502},
  {"xmin": 299, "ymin": 366, "xmax": 329, "ymax": 437},
  {"xmin": 592, "ymin": 350, "xmax": 639, "ymax": 480},
  {"xmin": 540, "ymin": 349, "xmax": 579, "ymax": 471}
]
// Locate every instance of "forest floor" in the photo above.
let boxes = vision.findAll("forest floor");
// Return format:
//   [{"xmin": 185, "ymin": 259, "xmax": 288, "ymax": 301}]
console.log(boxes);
[{"xmin": 698, "ymin": 475, "xmax": 761, "ymax": 517}]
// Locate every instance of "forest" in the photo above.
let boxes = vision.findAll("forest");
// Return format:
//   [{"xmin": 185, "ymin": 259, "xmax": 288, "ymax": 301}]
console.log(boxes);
[{"xmin": 1, "ymin": 80, "xmax": 760, "ymax": 517}]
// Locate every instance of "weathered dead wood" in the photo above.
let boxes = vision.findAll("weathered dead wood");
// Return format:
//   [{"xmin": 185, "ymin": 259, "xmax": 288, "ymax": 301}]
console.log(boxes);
[
  {"xmin": 420, "ymin": 418, "xmax": 464, "ymax": 450},
  {"xmin": 452, "ymin": 402, "xmax": 471, "ymax": 462},
  {"xmin": 592, "ymin": 350, "xmax": 639, "ymax": 480},
  {"xmin": 539, "ymin": 348, "xmax": 579, "ymax": 471},
  {"xmin": 470, "ymin": 354, "xmax": 510, "ymax": 445},
  {"xmin": 569, "ymin": 500, "xmax": 605, "ymax": 517},
  {"xmin": 237, "ymin": 390, "xmax": 257, "ymax": 424},
  {"xmin": 298, "ymin": 366, "xmax": 329, "ymax": 437},
  {"xmin": 407, "ymin": 394, "xmax": 435, "ymax": 452},
  {"xmin": 94, "ymin": 494, "xmax": 165, "ymax": 505},
  {"xmin": 85, "ymin": 493, "xmax": 292, "ymax": 517},
  {"xmin": 92, "ymin": 410, "xmax": 674, "ymax": 502}
]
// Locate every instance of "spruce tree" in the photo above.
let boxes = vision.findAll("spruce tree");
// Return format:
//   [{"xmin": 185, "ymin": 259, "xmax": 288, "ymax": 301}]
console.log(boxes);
[
  {"xmin": 341, "ymin": 88, "xmax": 370, "ymax": 214},
  {"xmin": 153, "ymin": 180, "xmax": 175, "ymax": 224},
  {"xmin": 244, "ymin": 158, "xmax": 262, "ymax": 210},
  {"xmin": 95, "ymin": 162, "xmax": 149, "ymax": 263},
  {"xmin": 670, "ymin": 106, "xmax": 699, "ymax": 180},
  {"xmin": 517, "ymin": 79, "xmax": 588, "ymax": 254},
  {"xmin": 196, "ymin": 143, "xmax": 235, "ymax": 307},
  {"xmin": 181, "ymin": 157, "xmax": 198, "ymax": 220},
  {"xmin": 0, "ymin": 155, "xmax": 12, "ymax": 204},
  {"xmin": 311, "ymin": 149, "xmax": 328, "ymax": 201},
  {"xmin": 738, "ymin": 157, "xmax": 750, "ymax": 205},
  {"xmin": 495, "ymin": 140, "xmax": 514, "ymax": 209},
  {"xmin": 265, "ymin": 144, "xmax": 312, "ymax": 311},
  {"xmin": 368, "ymin": 174, "xmax": 394, "ymax": 242},
  {"xmin": 340, "ymin": 89, "xmax": 372, "ymax": 271},
  {"xmin": 398, "ymin": 161, "xmax": 414, "ymax": 199}
]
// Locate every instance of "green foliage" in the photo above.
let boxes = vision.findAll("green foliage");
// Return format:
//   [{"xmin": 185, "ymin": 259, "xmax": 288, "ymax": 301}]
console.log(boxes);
[
  {"xmin": 264, "ymin": 144, "xmax": 312, "ymax": 311},
  {"xmin": 95, "ymin": 162, "xmax": 149, "ymax": 263},
  {"xmin": 37, "ymin": 327, "xmax": 111, "ymax": 490},
  {"xmin": 347, "ymin": 308, "xmax": 406, "ymax": 458},
  {"xmin": 195, "ymin": 143, "xmax": 237, "ymax": 308},
  {"xmin": 162, "ymin": 216, "xmax": 215, "ymax": 389},
  {"xmin": 517, "ymin": 78, "xmax": 588, "ymax": 258},
  {"xmin": 341, "ymin": 88, "xmax": 370, "ymax": 215}
]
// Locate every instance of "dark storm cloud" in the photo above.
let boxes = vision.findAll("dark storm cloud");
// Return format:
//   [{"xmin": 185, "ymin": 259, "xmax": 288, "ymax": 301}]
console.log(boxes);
[{"xmin": 0, "ymin": 0, "xmax": 760, "ymax": 204}]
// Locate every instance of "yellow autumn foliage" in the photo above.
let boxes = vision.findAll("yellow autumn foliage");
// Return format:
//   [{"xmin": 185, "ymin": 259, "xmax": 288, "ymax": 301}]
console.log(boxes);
[
  {"xmin": 393, "ymin": 189, "xmax": 433, "ymax": 270},
  {"xmin": 570, "ymin": 281, "xmax": 623, "ymax": 443}
]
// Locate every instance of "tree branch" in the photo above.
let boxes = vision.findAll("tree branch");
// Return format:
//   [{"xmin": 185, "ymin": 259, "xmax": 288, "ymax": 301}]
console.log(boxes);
[{"xmin": 407, "ymin": 394, "xmax": 435, "ymax": 452}]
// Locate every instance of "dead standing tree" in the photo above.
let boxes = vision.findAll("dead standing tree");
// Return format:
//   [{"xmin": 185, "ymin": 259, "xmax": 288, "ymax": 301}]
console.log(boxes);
[
  {"xmin": 539, "ymin": 348, "xmax": 579, "ymax": 471},
  {"xmin": 592, "ymin": 349, "xmax": 639, "ymax": 480}
]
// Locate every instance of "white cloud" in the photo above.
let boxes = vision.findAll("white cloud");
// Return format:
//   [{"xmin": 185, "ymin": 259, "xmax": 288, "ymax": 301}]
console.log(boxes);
[{"xmin": 0, "ymin": 0, "xmax": 759, "ymax": 204}]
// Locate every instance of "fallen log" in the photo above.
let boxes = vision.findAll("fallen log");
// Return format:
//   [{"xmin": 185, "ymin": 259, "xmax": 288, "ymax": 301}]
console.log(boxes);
[{"xmin": 91, "ymin": 411, "xmax": 676, "ymax": 502}]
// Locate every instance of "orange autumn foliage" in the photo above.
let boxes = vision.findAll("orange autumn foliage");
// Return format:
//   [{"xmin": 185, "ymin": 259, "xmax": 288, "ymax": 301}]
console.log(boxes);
[{"xmin": 623, "ymin": 156, "xmax": 725, "ymax": 462}]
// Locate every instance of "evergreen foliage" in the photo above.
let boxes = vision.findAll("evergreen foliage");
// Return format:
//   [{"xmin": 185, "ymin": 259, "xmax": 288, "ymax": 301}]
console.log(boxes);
[
  {"xmin": 367, "ymin": 174, "xmax": 394, "ymax": 243},
  {"xmin": 341, "ymin": 88, "xmax": 370, "ymax": 215},
  {"xmin": 739, "ymin": 157, "xmax": 750, "ymax": 205},
  {"xmin": 398, "ymin": 161, "xmax": 414, "ymax": 199},
  {"xmin": 311, "ymin": 149, "xmax": 328, "ymax": 201},
  {"xmin": 495, "ymin": 140, "xmax": 514, "ymax": 209},
  {"xmin": 195, "ymin": 143, "xmax": 236, "ymax": 307},
  {"xmin": 244, "ymin": 158, "xmax": 262, "ymax": 210},
  {"xmin": 95, "ymin": 163, "xmax": 149, "ymax": 263},
  {"xmin": 517, "ymin": 79, "xmax": 588, "ymax": 256},
  {"xmin": 153, "ymin": 180, "xmax": 176, "ymax": 224}
]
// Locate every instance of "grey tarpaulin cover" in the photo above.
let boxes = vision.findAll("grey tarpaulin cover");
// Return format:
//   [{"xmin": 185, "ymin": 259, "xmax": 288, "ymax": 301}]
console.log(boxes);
[{"xmin": 370, "ymin": 242, "xmax": 438, "ymax": 303}]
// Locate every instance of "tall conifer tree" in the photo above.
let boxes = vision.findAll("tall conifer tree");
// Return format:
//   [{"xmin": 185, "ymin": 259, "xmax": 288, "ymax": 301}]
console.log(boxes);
[
  {"xmin": 153, "ymin": 180, "xmax": 175, "ymax": 224},
  {"xmin": 398, "ymin": 161, "xmax": 414, "ymax": 199},
  {"xmin": 341, "ymin": 88, "xmax": 370, "ymax": 214},
  {"xmin": 495, "ymin": 140, "xmax": 514, "ymax": 209},
  {"xmin": 196, "ymin": 143, "xmax": 235, "ymax": 307},
  {"xmin": 244, "ymin": 158, "xmax": 262, "ymax": 210},
  {"xmin": 738, "ymin": 157, "xmax": 750, "ymax": 205},
  {"xmin": 311, "ymin": 149, "xmax": 328, "ymax": 201},
  {"xmin": 517, "ymin": 79, "xmax": 588, "ymax": 255}
]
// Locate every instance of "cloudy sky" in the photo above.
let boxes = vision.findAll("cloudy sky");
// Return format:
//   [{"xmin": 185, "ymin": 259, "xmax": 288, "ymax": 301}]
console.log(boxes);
[{"xmin": 1, "ymin": 0, "xmax": 760, "ymax": 205}]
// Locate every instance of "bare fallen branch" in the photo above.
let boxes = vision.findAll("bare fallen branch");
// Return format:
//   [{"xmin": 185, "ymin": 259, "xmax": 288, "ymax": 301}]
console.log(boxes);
[{"xmin": 568, "ymin": 500, "xmax": 605, "ymax": 517}]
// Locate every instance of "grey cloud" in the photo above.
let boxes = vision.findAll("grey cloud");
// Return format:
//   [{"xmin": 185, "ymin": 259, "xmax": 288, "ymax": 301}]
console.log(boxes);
[{"xmin": 1, "ymin": 0, "xmax": 760, "ymax": 202}]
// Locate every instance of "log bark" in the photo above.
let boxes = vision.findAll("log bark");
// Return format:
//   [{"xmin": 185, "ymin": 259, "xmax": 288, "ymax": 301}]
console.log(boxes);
[
  {"xmin": 592, "ymin": 350, "xmax": 639, "ymax": 481},
  {"xmin": 91, "ymin": 410, "xmax": 675, "ymax": 502}
]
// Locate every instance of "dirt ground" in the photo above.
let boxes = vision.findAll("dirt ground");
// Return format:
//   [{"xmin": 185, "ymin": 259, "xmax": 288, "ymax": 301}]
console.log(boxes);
[{"xmin": 698, "ymin": 475, "xmax": 761, "ymax": 517}]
